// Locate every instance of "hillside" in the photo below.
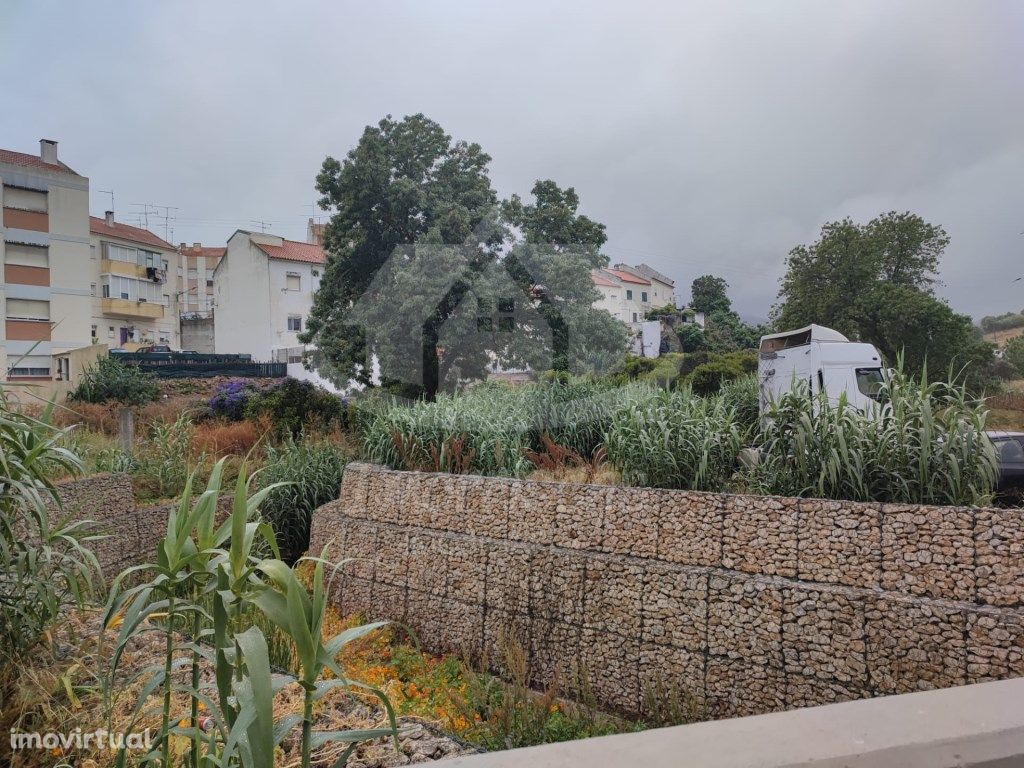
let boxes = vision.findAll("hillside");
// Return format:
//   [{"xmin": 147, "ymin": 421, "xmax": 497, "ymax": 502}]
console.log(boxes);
[{"xmin": 984, "ymin": 326, "xmax": 1024, "ymax": 347}]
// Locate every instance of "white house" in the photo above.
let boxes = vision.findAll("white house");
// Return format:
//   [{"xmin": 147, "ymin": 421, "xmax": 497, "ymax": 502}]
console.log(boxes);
[
  {"xmin": 591, "ymin": 263, "xmax": 675, "ymax": 326},
  {"xmin": 212, "ymin": 230, "xmax": 325, "ymax": 361}
]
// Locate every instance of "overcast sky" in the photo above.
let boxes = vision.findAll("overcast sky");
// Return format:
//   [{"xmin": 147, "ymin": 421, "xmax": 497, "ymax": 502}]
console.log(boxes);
[{"xmin": 3, "ymin": 1, "xmax": 1022, "ymax": 321}]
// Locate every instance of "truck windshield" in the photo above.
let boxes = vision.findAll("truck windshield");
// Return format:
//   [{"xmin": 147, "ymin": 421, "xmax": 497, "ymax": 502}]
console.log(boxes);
[{"xmin": 856, "ymin": 368, "xmax": 884, "ymax": 400}]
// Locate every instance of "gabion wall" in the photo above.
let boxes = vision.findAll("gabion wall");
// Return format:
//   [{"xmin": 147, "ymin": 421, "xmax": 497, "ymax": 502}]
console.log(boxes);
[{"xmin": 309, "ymin": 463, "xmax": 1024, "ymax": 718}]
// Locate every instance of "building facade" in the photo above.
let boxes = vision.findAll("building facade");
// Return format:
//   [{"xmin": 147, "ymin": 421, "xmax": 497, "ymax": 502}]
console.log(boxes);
[
  {"xmin": 213, "ymin": 230, "xmax": 325, "ymax": 361},
  {"xmin": 1, "ymin": 140, "xmax": 93, "ymax": 382},
  {"xmin": 89, "ymin": 212, "xmax": 180, "ymax": 350},
  {"xmin": 591, "ymin": 262, "xmax": 676, "ymax": 326},
  {"xmin": 176, "ymin": 242, "xmax": 224, "ymax": 318}
]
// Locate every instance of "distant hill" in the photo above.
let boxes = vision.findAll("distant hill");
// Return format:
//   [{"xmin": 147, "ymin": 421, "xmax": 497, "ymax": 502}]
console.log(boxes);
[{"xmin": 984, "ymin": 325, "xmax": 1024, "ymax": 347}]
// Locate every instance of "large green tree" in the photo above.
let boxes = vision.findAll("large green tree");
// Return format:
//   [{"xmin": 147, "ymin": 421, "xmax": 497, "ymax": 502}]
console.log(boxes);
[
  {"xmin": 690, "ymin": 275, "xmax": 732, "ymax": 316},
  {"xmin": 302, "ymin": 115, "xmax": 626, "ymax": 398},
  {"xmin": 774, "ymin": 211, "xmax": 995, "ymax": 390}
]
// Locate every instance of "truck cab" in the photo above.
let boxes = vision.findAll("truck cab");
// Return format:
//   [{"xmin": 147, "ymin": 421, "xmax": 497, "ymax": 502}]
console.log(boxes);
[{"xmin": 758, "ymin": 324, "xmax": 884, "ymax": 413}]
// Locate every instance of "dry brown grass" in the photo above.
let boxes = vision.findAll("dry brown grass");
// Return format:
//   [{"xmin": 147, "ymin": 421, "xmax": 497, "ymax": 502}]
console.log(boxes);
[
  {"xmin": 48, "ymin": 397, "xmax": 204, "ymax": 437},
  {"xmin": 191, "ymin": 418, "xmax": 272, "ymax": 458},
  {"xmin": 983, "ymin": 327, "xmax": 1024, "ymax": 346}
]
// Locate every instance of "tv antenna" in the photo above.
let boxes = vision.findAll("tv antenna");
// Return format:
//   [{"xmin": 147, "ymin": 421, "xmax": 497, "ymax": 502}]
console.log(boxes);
[
  {"xmin": 251, "ymin": 219, "xmax": 272, "ymax": 233},
  {"xmin": 98, "ymin": 189, "xmax": 115, "ymax": 213}
]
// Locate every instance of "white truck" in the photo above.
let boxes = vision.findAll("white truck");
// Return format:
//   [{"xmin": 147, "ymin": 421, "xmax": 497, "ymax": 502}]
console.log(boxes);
[{"xmin": 757, "ymin": 324, "xmax": 885, "ymax": 413}]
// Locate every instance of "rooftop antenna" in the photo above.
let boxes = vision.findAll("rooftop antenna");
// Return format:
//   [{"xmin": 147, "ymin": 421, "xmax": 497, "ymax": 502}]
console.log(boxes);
[
  {"xmin": 151, "ymin": 204, "xmax": 179, "ymax": 242},
  {"xmin": 251, "ymin": 219, "xmax": 272, "ymax": 233},
  {"xmin": 130, "ymin": 203, "xmax": 157, "ymax": 230},
  {"xmin": 98, "ymin": 189, "xmax": 115, "ymax": 214}
]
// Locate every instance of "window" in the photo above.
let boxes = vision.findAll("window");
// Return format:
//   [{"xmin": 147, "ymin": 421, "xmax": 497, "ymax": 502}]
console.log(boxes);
[
  {"xmin": 107, "ymin": 326, "xmax": 115, "ymax": 339},
  {"xmin": 90, "ymin": 283, "xmax": 96, "ymax": 297},
  {"xmin": 498, "ymin": 297, "xmax": 515, "ymax": 313},
  {"xmin": 91, "ymin": 325, "xmax": 97, "ymax": 341},
  {"xmin": 641, "ymin": 291, "xmax": 648, "ymax": 303},
  {"xmin": 5, "ymin": 298, "xmax": 49, "ymax": 320},
  {"xmin": 312, "ymin": 269, "xmax": 320, "ymax": 277},
  {"xmin": 163, "ymin": 294, "xmax": 170, "ymax": 307},
  {"xmin": 8, "ymin": 354, "xmax": 50, "ymax": 378},
  {"xmin": 996, "ymin": 438, "xmax": 1024, "ymax": 464},
  {"xmin": 4, "ymin": 243, "xmax": 48, "ymax": 267},
  {"xmin": 2, "ymin": 185, "xmax": 47, "ymax": 212},
  {"xmin": 101, "ymin": 275, "xmax": 162, "ymax": 303},
  {"xmin": 187, "ymin": 268, "xmax": 198, "ymax": 279},
  {"xmin": 626, "ymin": 289, "xmax": 633, "ymax": 300},
  {"xmin": 286, "ymin": 273, "xmax": 301, "ymax": 291},
  {"xmin": 632, "ymin": 312, "xmax": 638, "ymax": 322},
  {"xmin": 287, "ymin": 315, "xmax": 302, "ymax": 332},
  {"xmin": 856, "ymin": 368, "xmax": 885, "ymax": 400},
  {"xmin": 159, "ymin": 329, "xmax": 170, "ymax": 343},
  {"xmin": 287, "ymin": 355, "xmax": 303, "ymax": 364},
  {"xmin": 206, "ymin": 279, "xmax": 213, "ymax": 288}
]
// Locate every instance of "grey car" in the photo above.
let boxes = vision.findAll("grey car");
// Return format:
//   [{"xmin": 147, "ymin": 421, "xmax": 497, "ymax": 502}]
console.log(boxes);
[{"xmin": 988, "ymin": 431, "xmax": 1024, "ymax": 504}]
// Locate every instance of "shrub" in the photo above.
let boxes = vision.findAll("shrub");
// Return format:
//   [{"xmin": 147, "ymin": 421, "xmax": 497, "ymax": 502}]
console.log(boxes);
[
  {"xmin": 605, "ymin": 387, "xmax": 743, "ymax": 489},
  {"xmin": 207, "ymin": 378, "xmax": 258, "ymax": 420},
  {"xmin": 132, "ymin": 413, "xmax": 201, "ymax": 500},
  {"xmin": 675, "ymin": 323, "xmax": 708, "ymax": 353},
  {"xmin": 745, "ymin": 368, "xmax": 998, "ymax": 505},
  {"xmin": 687, "ymin": 360, "xmax": 743, "ymax": 396},
  {"xmin": 245, "ymin": 378, "xmax": 345, "ymax": 437},
  {"xmin": 0, "ymin": 396, "xmax": 101, "ymax": 661},
  {"xmin": 1005, "ymin": 336, "xmax": 1024, "ymax": 376},
  {"xmin": 720, "ymin": 375, "xmax": 760, "ymax": 433},
  {"xmin": 258, "ymin": 438, "xmax": 348, "ymax": 563},
  {"xmin": 68, "ymin": 356, "xmax": 159, "ymax": 405}
]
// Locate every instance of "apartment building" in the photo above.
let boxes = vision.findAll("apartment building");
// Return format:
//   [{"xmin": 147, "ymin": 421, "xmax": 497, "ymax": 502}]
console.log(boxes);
[
  {"xmin": 89, "ymin": 211, "xmax": 179, "ymax": 349},
  {"xmin": 1, "ymin": 140, "xmax": 93, "ymax": 382},
  {"xmin": 591, "ymin": 262, "xmax": 676, "ymax": 325},
  {"xmin": 213, "ymin": 230, "xmax": 325, "ymax": 360},
  {"xmin": 176, "ymin": 242, "xmax": 224, "ymax": 317}
]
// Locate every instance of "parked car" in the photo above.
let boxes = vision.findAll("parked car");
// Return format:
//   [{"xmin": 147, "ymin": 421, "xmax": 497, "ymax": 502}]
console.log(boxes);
[
  {"xmin": 137, "ymin": 344, "xmax": 174, "ymax": 354},
  {"xmin": 989, "ymin": 431, "xmax": 1024, "ymax": 505}
]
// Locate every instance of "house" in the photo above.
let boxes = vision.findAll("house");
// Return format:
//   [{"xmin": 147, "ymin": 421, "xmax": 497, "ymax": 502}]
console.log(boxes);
[
  {"xmin": 591, "ymin": 262, "xmax": 676, "ymax": 326},
  {"xmin": 0, "ymin": 139, "xmax": 93, "ymax": 383},
  {"xmin": 213, "ymin": 230, "xmax": 325, "ymax": 361},
  {"xmin": 89, "ymin": 211, "xmax": 179, "ymax": 350}
]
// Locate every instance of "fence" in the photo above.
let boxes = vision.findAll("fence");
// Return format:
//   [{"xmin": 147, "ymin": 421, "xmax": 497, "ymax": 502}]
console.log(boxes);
[{"xmin": 111, "ymin": 352, "xmax": 286, "ymax": 379}]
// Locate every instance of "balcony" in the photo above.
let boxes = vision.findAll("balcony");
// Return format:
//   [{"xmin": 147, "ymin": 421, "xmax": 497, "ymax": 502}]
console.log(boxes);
[
  {"xmin": 101, "ymin": 259, "xmax": 149, "ymax": 280},
  {"xmin": 101, "ymin": 297, "xmax": 164, "ymax": 320}
]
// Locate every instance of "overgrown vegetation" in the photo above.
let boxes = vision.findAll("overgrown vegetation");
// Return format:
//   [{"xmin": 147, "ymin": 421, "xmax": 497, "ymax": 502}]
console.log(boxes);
[
  {"xmin": 69, "ymin": 357, "xmax": 160, "ymax": 405},
  {"xmin": 0, "ymin": 394, "xmax": 102, "ymax": 677}
]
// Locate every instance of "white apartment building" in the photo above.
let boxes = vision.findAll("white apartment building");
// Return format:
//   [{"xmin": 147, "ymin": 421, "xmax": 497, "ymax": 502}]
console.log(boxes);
[
  {"xmin": 89, "ymin": 212, "xmax": 180, "ymax": 349},
  {"xmin": 591, "ymin": 263, "xmax": 676, "ymax": 325},
  {"xmin": 176, "ymin": 242, "xmax": 224, "ymax": 318},
  {"xmin": 1, "ymin": 140, "xmax": 93, "ymax": 382},
  {"xmin": 213, "ymin": 230, "xmax": 325, "ymax": 361}
]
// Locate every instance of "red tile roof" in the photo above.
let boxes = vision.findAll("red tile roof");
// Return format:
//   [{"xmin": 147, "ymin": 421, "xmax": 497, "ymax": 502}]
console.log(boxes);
[
  {"xmin": 179, "ymin": 245, "xmax": 226, "ymax": 261},
  {"xmin": 591, "ymin": 272, "xmax": 619, "ymax": 288},
  {"xmin": 254, "ymin": 238, "xmax": 326, "ymax": 265},
  {"xmin": 89, "ymin": 216, "xmax": 173, "ymax": 250},
  {"xmin": 605, "ymin": 268, "xmax": 651, "ymax": 285},
  {"xmin": 0, "ymin": 148, "xmax": 79, "ymax": 176}
]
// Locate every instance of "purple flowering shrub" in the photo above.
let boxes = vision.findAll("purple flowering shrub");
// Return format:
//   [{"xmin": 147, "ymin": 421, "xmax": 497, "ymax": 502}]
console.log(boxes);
[{"xmin": 208, "ymin": 378, "xmax": 257, "ymax": 421}]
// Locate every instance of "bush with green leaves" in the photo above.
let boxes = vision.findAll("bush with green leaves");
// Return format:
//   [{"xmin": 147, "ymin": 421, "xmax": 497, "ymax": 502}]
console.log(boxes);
[
  {"xmin": 745, "ymin": 368, "xmax": 998, "ymax": 505},
  {"xmin": 245, "ymin": 377, "xmax": 345, "ymax": 437},
  {"xmin": 105, "ymin": 462, "xmax": 397, "ymax": 768},
  {"xmin": 258, "ymin": 438, "xmax": 348, "ymax": 563},
  {"xmin": 1005, "ymin": 335, "xmax": 1024, "ymax": 376},
  {"xmin": 0, "ymin": 395, "xmax": 102, "ymax": 662},
  {"xmin": 68, "ymin": 355, "xmax": 160, "ymax": 405},
  {"xmin": 604, "ymin": 387, "xmax": 743, "ymax": 489}
]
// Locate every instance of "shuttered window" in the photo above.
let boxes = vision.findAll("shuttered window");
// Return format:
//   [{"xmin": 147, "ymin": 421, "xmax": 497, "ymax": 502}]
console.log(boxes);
[
  {"xmin": 5, "ymin": 298, "xmax": 49, "ymax": 320},
  {"xmin": 4, "ymin": 243, "xmax": 49, "ymax": 267}
]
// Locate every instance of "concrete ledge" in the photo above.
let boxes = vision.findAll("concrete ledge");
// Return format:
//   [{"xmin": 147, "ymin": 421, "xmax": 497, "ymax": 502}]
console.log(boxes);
[{"xmin": 444, "ymin": 678, "xmax": 1024, "ymax": 768}]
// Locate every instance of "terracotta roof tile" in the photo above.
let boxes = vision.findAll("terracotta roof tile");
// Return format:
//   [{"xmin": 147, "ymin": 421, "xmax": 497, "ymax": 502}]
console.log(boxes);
[
  {"xmin": 591, "ymin": 272, "xmax": 618, "ymax": 287},
  {"xmin": 254, "ymin": 238, "xmax": 326, "ymax": 265},
  {"xmin": 0, "ymin": 148, "xmax": 80, "ymax": 176},
  {"xmin": 89, "ymin": 216, "xmax": 173, "ymax": 250},
  {"xmin": 179, "ymin": 245, "xmax": 226, "ymax": 260},
  {"xmin": 605, "ymin": 268, "xmax": 651, "ymax": 285}
]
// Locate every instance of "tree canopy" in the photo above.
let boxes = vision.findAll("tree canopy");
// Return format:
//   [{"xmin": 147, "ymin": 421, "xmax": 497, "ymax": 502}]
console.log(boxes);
[
  {"xmin": 690, "ymin": 275, "xmax": 731, "ymax": 316},
  {"xmin": 302, "ymin": 114, "xmax": 627, "ymax": 399},
  {"xmin": 773, "ymin": 211, "xmax": 995, "ymax": 391}
]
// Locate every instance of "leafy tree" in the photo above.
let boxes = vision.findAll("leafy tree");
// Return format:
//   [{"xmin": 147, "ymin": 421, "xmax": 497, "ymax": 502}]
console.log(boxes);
[
  {"xmin": 303, "ymin": 115, "xmax": 626, "ymax": 399},
  {"xmin": 69, "ymin": 356, "xmax": 159, "ymax": 405},
  {"xmin": 690, "ymin": 275, "xmax": 731, "ymax": 315},
  {"xmin": 774, "ymin": 211, "xmax": 995, "ymax": 390},
  {"xmin": 1004, "ymin": 335, "xmax": 1024, "ymax": 376},
  {"xmin": 676, "ymin": 323, "xmax": 708, "ymax": 353},
  {"xmin": 703, "ymin": 310, "xmax": 766, "ymax": 352},
  {"xmin": 775, "ymin": 211, "xmax": 948, "ymax": 334}
]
